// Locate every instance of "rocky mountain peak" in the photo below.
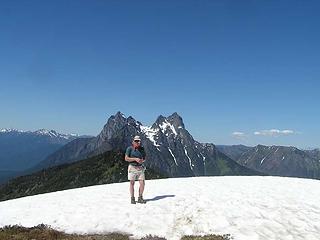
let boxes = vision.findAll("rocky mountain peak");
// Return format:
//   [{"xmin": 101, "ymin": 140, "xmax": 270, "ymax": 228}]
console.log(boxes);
[
  {"xmin": 127, "ymin": 116, "xmax": 139, "ymax": 125},
  {"xmin": 167, "ymin": 112, "xmax": 185, "ymax": 129},
  {"xmin": 151, "ymin": 113, "xmax": 185, "ymax": 132},
  {"xmin": 112, "ymin": 111, "xmax": 126, "ymax": 121},
  {"xmin": 96, "ymin": 112, "xmax": 141, "ymax": 147},
  {"xmin": 97, "ymin": 112, "xmax": 128, "ymax": 141},
  {"xmin": 153, "ymin": 115, "xmax": 167, "ymax": 127}
]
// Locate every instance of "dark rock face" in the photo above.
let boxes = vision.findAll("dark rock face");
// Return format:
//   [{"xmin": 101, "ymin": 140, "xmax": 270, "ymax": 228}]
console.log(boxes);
[
  {"xmin": 34, "ymin": 112, "xmax": 259, "ymax": 177},
  {"xmin": 235, "ymin": 145, "xmax": 320, "ymax": 179},
  {"xmin": 217, "ymin": 145, "xmax": 253, "ymax": 161},
  {"xmin": 31, "ymin": 137, "xmax": 96, "ymax": 171}
]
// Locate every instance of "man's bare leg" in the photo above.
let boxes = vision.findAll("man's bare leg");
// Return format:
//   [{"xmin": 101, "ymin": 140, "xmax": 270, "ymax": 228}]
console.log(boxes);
[
  {"xmin": 139, "ymin": 180, "xmax": 145, "ymax": 197},
  {"xmin": 130, "ymin": 180, "xmax": 136, "ymax": 204},
  {"xmin": 137, "ymin": 180, "xmax": 146, "ymax": 203},
  {"xmin": 130, "ymin": 180, "xmax": 135, "ymax": 197}
]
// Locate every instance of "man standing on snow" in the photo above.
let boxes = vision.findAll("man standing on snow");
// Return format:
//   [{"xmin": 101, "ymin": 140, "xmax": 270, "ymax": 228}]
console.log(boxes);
[{"xmin": 125, "ymin": 135, "xmax": 147, "ymax": 204}]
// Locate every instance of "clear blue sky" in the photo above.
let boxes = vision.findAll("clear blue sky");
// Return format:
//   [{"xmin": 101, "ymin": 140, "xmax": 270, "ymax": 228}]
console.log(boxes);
[{"xmin": 0, "ymin": 0, "xmax": 319, "ymax": 148}]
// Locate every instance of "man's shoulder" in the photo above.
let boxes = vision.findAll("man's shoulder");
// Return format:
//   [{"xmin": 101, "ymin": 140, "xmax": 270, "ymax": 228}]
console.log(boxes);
[{"xmin": 125, "ymin": 146, "xmax": 133, "ymax": 154}]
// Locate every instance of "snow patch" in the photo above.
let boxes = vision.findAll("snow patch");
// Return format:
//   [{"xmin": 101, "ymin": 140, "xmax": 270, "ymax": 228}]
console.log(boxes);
[
  {"xmin": 140, "ymin": 126, "xmax": 160, "ymax": 147},
  {"xmin": 35, "ymin": 129, "xmax": 77, "ymax": 139},
  {"xmin": 1, "ymin": 177, "xmax": 320, "ymax": 240},
  {"xmin": 168, "ymin": 148, "xmax": 178, "ymax": 166},
  {"xmin": 184, "ymin": 146, "xmax": 194, "ymax": 170},
  {"xmin": 200, "ymin": 153, "xmax": 206, "ymax": 166},
  {"xmin": 159, "ymin": 120, "xmax": 178, "ymax": 136},
  {"xmin": 260, "ymin": 156, "xmax": 266, "ymax": 165},
  {"xmin": 35, "ymin": 129, "xmax": 58, "ymax": 137}
]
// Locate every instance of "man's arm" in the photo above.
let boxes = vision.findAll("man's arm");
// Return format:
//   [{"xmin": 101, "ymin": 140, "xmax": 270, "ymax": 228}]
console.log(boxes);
[{"xmin": 125, "ymin": 155, "xmax": 142, "ymax": 163}]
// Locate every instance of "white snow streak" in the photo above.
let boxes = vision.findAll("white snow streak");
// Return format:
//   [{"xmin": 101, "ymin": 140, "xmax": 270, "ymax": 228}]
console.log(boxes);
[
  {"xmin": 184, "ymin": 146, "xmax": 194, "ymax": 170},
  {"xmin": 168, "ymin": 147, "xmax": 178, "ymax": 166},
  {"xmin": 200, "ymin": 153, "xmax": 206, "ymax": 166}
]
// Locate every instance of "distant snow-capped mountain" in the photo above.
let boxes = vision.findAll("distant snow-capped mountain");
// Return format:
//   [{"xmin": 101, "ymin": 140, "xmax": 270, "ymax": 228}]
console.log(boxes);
[
  {"xmin": 0, "ymin": 128, "xmax": 25, "ymax": 133},
  {"xmin": 0, "ymin": 128, "xmax": 87, "ymax": 183},
  {"xmin": 0, "ymin": 128, "xmax": 79, "ymax": 140}
]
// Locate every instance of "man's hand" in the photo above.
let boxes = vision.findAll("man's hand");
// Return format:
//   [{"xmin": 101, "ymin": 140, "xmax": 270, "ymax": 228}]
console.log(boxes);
[{"xmin": 137, "ymin": 158, "xmax": 145, "ymax": 164}]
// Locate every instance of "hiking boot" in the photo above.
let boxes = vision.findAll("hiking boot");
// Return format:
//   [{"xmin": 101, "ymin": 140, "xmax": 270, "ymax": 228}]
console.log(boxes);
[
  {"xmin": 137, "ymin": 196, "xmax": 146, "ymax": 204},
  {"xmin": 131, "ymin": 197, "xmax": 136, "ymax": 204}
]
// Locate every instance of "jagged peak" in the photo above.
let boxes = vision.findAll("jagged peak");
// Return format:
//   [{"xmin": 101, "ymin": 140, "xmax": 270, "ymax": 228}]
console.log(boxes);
[
  {"xmin": 169, "ymin": 112, "xmax": 181, "ymax": 119},
  {"xmin": 156, "ymin": 115, "xmax": 167, "ymax": 123},
  {"xmin": 107, "ymin": 112, "xmax": 140, "ymax": 127},
  {"xmin": 152, "ymin": 115, "xmax": 167, "ymax": 128},
  {"xmin": 106, "ymin": 112, "xmax": 127, "ymax": 126},
  {"xmin": 167, "ymin": 112, "xmax": 185, "ymax": 129},
  {"xmin": 113, "ymin": 111, "xmax": 126, "ymax": 119},
  {"xmin": 127, "ymin": 115, "xmax": 136, "ymax": 121},
  {"xmin": 152, "ymin": 113, "xmax": 185, "ymax": 128},
  {"xmin": 98, "ymin": 112, "xmax": 141, "ymax": 142},
  {"xmin": 127, "ymin": 116, "xmax": 141, "ymax": 127}
]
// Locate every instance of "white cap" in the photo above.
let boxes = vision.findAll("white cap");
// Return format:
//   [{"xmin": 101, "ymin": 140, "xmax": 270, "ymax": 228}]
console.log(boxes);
[{"xmin": 133, "ymin": 135, "xmax": 141, "ymax": 141}]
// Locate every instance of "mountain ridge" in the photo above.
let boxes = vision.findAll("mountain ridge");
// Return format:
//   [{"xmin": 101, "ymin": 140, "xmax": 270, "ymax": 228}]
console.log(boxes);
[
  {"xmin": 217, "ymin": 144, "xmax": 320, "ymax": 179},
  {"xmin": 25, "ymin": 111, "xmax": 261, "ymax": 178}
]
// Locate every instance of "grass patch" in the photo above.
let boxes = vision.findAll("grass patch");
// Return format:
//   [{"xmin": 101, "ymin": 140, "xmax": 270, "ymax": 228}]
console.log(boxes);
[
  {"xmin": 181, "ymin": 234, "xmax": 232, "ymax": 240},
  {"xmin": 0, "ymin": 224, "xmax": 130, "ymax": 240},
  {"xmin": 0, "ymin": 225, "xmax": 231, "ymax": 240}
]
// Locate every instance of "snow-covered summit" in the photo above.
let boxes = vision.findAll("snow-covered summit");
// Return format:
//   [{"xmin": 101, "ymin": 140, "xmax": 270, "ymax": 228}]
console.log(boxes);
[
  {"xmin": 0, "ymin": 128, "xmax": 26, "ymax": 133},
  {"xmin": 0, "ymin": 128, "xmax": 79, "ymax": 139},
  {"xmin": 141, "ymin": 113, "xmax": 184, "ymax": 148},
  {"xmin": 0, "ymin": 176, "xmax": 319, "ymax": 240},
  {"xmin": 34, "ymin": 129, "xmax": 79, "ymax": 139}
]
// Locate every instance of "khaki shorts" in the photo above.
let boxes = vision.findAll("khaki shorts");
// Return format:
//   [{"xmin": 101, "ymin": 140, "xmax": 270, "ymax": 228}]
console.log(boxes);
[{"xmin": 128, "ymin": 165, "xmax": 145, "ymax": 181}]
